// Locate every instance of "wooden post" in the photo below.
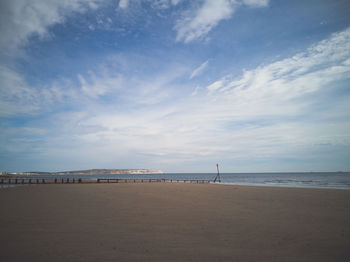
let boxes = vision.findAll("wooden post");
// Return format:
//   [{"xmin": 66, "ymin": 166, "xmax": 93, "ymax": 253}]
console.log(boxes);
[{"xmin": 214, "ymin": 164, "xmax": 221, "ymax": 183}]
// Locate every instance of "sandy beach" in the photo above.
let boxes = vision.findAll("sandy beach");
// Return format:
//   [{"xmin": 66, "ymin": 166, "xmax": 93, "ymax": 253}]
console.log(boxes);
[{"xmin": 0, "ymin": 183, "xmax": 349, "ymax": 261}]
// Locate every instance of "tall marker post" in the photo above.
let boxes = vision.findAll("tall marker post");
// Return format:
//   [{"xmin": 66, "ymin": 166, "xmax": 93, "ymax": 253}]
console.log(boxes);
[{"xmin": 214, "ymin": 163, "xmax": 221, "ymax": 183}]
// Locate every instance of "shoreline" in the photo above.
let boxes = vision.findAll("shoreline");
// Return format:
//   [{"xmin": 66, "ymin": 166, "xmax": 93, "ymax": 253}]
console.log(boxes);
[
  {"xmin": 1, "ymin": 183, "xmax": 349, "ymax": 261},
  {"xmin": 215, "ymin": 182, "xmax": 350, "ymax": 190},
  {"xmin": 3, "ymin": 171, "xmax": 349, "ymax": 190},
  {"xmin": 1, "ymin": 180, "xmax": 350, "ymax": 191}
]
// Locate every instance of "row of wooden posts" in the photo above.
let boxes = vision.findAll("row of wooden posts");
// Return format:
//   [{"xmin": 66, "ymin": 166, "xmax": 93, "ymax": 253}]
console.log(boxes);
[
  {"xmin": 0, "ymin": 178, "xmax": 83, "ymax": 184},
  {"xmin": 97, "ymin": 178, "xmax": 211, "ymax": 183},
  {"xmin": 0, "ymin": 178, "xmax": 212, "ymax": 184}
]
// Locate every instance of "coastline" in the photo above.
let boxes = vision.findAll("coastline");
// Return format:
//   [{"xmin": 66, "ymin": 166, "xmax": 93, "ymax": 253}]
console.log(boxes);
[
  {"xmin": 1, "ymin": 183, "xmax": 349, "ymax": 261},
  {"xmin": 2, "ymin": 171, "xmax": 350, "ymax": 190},
  {"xmin": 216, "ymin": 182, "xmax": 350, "ymax": 190},
  {"xmin": 1, "ymin": 168, "xmax": 163, "ymax": 176}
]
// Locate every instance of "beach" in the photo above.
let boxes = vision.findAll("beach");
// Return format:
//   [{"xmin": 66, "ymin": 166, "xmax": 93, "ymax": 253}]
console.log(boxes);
[{"xmin": 0, "ymin": 183, "xmax": 349, "ymax": 261}]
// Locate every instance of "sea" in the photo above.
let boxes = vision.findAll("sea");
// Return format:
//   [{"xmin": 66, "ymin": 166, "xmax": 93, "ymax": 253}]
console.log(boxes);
[{"xmin": 3, "ymin": 172, "xmax": 350, "ymax": 190}]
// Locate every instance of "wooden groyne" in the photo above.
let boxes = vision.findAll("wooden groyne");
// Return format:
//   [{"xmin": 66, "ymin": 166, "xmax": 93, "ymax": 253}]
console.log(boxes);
[
  {"xmin": 97, "ymin": 178, "xmax": 211, "ymax": 184},
  {"xmin": 0, "ymin": 178, "xmax": 212, "ymax": 185}
]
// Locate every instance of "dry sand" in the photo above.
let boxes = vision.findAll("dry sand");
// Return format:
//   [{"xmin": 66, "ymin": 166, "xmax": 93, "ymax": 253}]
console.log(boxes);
[{"xmin": 0, "ymin": 183, "xmax": 349, "ymax": 261}]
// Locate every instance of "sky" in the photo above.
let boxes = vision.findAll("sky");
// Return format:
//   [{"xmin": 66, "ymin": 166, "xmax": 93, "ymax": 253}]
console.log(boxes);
[{"xmin": 1, "ymin": 0, "xmax": 350, "ymax": 173}]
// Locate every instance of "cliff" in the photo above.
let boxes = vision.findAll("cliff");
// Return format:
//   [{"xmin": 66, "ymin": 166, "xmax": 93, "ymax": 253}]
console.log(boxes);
[{"xmin": 4, "ymin": 169, "xmax": 163, "ymax": 176}]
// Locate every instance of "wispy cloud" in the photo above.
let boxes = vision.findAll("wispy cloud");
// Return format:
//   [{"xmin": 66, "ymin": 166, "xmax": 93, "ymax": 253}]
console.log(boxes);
[
  {"xmin": 171, "ymin": 0, "xmax": 182, "ymax": 5},
  {"xmin": 0, "ymin": 66, "xmax": 83, "ymax": 117},
  {"xmin": 208, "ymin": 27, "xmax": 350, "ymax": 104},
  {"xmin": 0, "ymin": 0, "xmax": 102, "ymax": 52},
  {"xmin": 175, "ymin": 0, "xmax": 234, "ymax": 43},
  {"xmin": 117, "ymin": 0, "xmax": 182, "ymax": 11},
  {"xmin": 174, "ymin": 0, "xmax": 269, "ymax": 43},
  {"xmin": 77, "ymin": 72, "xmax": 124, "ymax": 98},
  {"xmin": 242, "ymin": 0, "xmax": 269, "ymax": 8},
  {"xmin": 118, "ymin": 0, "xmax": 129, "ymax": 9},
  {"xmin": 0, "ymin": 66, "xmax": 40, "ymax": 116},
  {"xmin": 207, "ymin": 79, "xmax": 223, "ymax": 92},
  {"xmin": 190, "ymin": 60, "xmax": 209, "ymax": 79}
]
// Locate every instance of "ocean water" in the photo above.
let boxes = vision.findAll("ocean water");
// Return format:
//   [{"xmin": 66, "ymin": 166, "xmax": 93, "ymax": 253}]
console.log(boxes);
[{"xmin": 7, "ymin": 172, "xmax": 350, "ymax": 190}]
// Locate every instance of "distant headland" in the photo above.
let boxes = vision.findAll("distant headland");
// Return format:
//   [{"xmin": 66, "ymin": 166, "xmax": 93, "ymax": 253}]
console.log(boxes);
[{"xmin": 0, "ymin": 169, "xmax": 163, "ymax": 176}]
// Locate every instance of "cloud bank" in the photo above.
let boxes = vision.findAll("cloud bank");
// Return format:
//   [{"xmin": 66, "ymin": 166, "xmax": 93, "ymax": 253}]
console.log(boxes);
[
  {"xmin": 1, "ymin": 0, "xmax": 349, "ymax": 172},
  {"xmin": 1, "ymin": 27, "xmax": 349, "ymax": 171}
]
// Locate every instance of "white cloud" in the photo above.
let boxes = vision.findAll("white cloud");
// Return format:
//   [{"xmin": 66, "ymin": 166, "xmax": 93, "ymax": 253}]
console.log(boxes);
[
  {"xmin": 0, "ymin": 65, "xmax": 84, "ymax": 117},
  {"xmin": 207, "ymin": 80, "xmax": 223, "ymax": 92},
  {"xmin": 190, "ymin": 60, "xmax": 209, "ymax": 79},
  {"xmin": 117, "ymin": 0, "xmax": 182, "ymax": 10},
  {"xmin": 174, "ymin": 0, "xmax": 269, "ymax": 43},
  {"xmin": 0, "ymin": 66, "xmax": 40, "ymax": 116},
  {"xmin": 0, "ymin": 0, "xmax": 102, "ymax": 51},
  {"xmin": 151, "ymin": 0, "xmax": 171, "ymax": 9},
  {"xmin": 171, "ymin": 0, "xmax": 182, "ymax": 5},
  {"xmin": 0, "ymin": 0, "xmax": 268, "ymax": 51},
  {"xmin": 175, "ymin": 0, "xmax": 234, "ymax": 43},
  {"xmin": 242, "ymin": 0, "xmax": 269, "ymax": 7},
  {"xmin": 118, "ymin": 0, "xmax": 129, "ymax": 9},
  {"xmin": 77, "ymin": 72, "xmax": 124, "ymax": 98},
  {"xmin": 211, "ymin": 28, "xmax": 350, "ymax": 102}
]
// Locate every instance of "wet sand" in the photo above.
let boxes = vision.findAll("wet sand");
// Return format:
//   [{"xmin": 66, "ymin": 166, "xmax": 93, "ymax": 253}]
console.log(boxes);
[{"xmin": 0, "ymin": 183, "xmax": 349, "ymax": 261}]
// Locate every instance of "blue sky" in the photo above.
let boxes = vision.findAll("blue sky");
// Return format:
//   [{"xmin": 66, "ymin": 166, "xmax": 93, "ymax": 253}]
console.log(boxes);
[{"xmin": 1, "ymin": 0, "xmax": 350, "ymax": 172}]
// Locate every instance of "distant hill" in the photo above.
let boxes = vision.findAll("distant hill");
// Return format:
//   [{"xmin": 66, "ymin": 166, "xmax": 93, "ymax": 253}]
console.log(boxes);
[
  {"xmin": 3, "ymin": 169, "xmax": 163, "ymax": 176},
  {"xmin": 54, "ymin": 169, "xmax": 163, "ymax": 175}
]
